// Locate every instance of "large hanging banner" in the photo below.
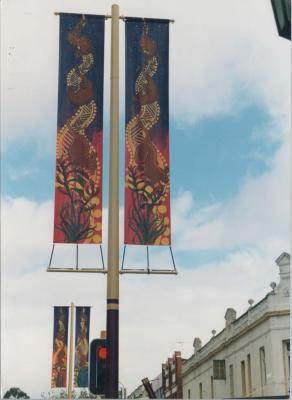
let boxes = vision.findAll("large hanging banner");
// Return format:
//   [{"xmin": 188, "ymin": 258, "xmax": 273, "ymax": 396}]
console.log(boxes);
[
  {"xmin": 51, "ymin": 306, "xmax": 69, "ymax": 388},
  {"xmin": 54, "ymin": 13, "xmax": 104, "ymax": 244},
  {"xmin": 124, "ymin": 18, "xmax": 171, "ymax": 245},
  {"xmin": 74, "ymin": 307, "xmax": 90, "ymax": 387}
]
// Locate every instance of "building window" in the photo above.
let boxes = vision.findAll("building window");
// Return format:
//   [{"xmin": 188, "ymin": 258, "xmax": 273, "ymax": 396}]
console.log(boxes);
[
  {"xmin": 213, "ymin": 360, "xmax": 226, "ymax": 380},
  {"xmin": 229, "ymin": 364, "xmax": 234, "ymax": 398},
  {"xmin": 172, "ymin": 372, "xmax": 176, "ymax": 384},
  {"xmin": 241, "ymin": 360, "xmax": 246, "ymax": 396},
  {"xmin": 199, "ymin": 383, "xmax": 203, "ymax": 399},
  {"xmin": 283, "ymin": 340, "xmax": 290, "ymax": 394},
  {"xmin": 247, "ymin": 354, "xmax": 252, "ymax": 395},
  {"xmin": 188, "ymin": 389, "xmax": 191, "ymax": 399},
  {"xmin": 210, "ymin": 376, "xmax": 214, "ymax": 399},
  {"xmin": 259, "ymin": 346, "xmax": 267, "ymax": 386}
]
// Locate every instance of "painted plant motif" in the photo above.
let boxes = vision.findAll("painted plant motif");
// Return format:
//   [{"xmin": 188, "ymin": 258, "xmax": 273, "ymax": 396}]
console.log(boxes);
[
  {"xmin": 125, "ymin": 21, "xmax": 171, "ymax": 245},
  {"xmin": 54, "ymin": 14, "xmax": 104, "ymax": 244},
  {"xmin": 74, "ymin": 307, "xmax": 90, "ymax": 387},
  {"xmin": 51, "ymin": 307, "xmax": 69, "ymax": 388}
]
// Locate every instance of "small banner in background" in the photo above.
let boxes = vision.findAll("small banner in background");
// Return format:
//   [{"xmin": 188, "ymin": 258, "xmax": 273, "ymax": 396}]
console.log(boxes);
[
  {"xmin": 124, "ymin": 18, "xmax": 171, "ymax": 245},
  {"xmin": 51, "ymin": 306, "xmax": 69, "ymax": 388},
  {"xmin": 74, "ymin": 307, "xmax": 91, "ymax": 387},
  {"xmin": 54, "ymin": 13, "xmax": 105, "ymax": 244}
]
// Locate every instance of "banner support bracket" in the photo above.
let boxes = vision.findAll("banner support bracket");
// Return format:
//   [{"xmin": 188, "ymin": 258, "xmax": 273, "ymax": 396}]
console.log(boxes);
[
  {"xmin": 120, "ymin": 245, "xmax": 177, "ymax": 275},
  {"xmin": 76, "ymin": 244, "xmax": 79, "ymax": 270}
]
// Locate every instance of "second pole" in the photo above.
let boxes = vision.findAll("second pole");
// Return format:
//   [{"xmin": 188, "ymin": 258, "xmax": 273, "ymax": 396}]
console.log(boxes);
[{"xmin": 105, "ymin": 4, "xmax": 120, "ymax": 399}]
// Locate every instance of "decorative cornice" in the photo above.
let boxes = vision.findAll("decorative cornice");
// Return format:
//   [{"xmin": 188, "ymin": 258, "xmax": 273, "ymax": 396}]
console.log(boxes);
[
  {"xmin": 182, "ymin": 309, "xmax": 290, "ymax": 377},
  {"xmin": 275, "ymin": 252, "xmax": 290, "ymax": 266}
]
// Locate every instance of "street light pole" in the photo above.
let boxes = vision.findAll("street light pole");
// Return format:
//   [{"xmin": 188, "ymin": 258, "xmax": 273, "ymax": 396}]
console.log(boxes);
[{"xmin": 105, "ymin": 4, "xmax": 120, "ymax": 399}]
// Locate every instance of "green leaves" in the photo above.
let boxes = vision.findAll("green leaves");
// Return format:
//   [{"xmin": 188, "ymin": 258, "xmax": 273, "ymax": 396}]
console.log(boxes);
[{"xmin": 4, "ymin": 388, "xmax": 30, "ymax": 399}]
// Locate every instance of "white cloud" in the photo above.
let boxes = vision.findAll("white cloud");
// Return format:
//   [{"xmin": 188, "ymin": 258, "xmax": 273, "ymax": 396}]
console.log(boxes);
[
  {"xmin": 1, "ymin": 0, "xmax": 290, "ymax": 142},
  {"xmin": 1, "ymin": 197, "xmax": 53, "ymax": 275},
  {"xmin": 1, "ymin": 0, "xmax": 290, "ymax": 397},
  {"xmin": 170, "ymin": 0, "xmax": 290, "ymax": 132},
  {"xmin": 1, "ymin": 192, "xmax": 287, "ymax": 397},
  {"xmin": 173, "ymin": 138, "xmax": 290, "ymax": 257}
]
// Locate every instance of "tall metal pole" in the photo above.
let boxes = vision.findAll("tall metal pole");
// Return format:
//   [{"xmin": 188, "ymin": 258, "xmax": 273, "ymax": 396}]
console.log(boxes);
[
  {"xmin": 105, "ymin": 4, "xmax": 119, "ymax": 398},
  {"xmin": 68, "ymin": 302, "xmax": 74, "ymax": 399}
]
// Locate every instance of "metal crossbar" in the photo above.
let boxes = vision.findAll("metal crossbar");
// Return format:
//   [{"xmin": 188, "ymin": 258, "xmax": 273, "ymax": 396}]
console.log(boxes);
[
  {"xmin": 47, "ymin": 243, "xmax": 106, "ymax": 273},
  {"xmin": 47, "ymin": 244, "xmax": 177, "ymax": 275},
  {"xmin": 120, "ymin": 245, "xmax": 177, "ymax": 275},
  {"xmin": 47, "ymin": 267, "xmax": 107, "ymax": 274}
]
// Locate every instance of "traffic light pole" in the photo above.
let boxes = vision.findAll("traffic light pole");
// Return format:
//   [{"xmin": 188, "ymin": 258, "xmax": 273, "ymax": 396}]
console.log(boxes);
[{"xmin": 105, "ymin": 4, "xmax": 120, "ymax": 399}]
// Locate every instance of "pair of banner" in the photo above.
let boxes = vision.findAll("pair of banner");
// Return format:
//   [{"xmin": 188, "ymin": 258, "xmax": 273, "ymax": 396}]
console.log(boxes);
[
  {"xmin": 51, "ymin": 306, "xmax": 90, "ymax": 388},
  {"xmin": 54, "ymin": 14, "xmax": 171, "ymax": 246}
]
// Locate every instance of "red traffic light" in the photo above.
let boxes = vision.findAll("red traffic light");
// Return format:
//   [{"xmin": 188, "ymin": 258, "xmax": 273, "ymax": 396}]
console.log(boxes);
[
  {"xmin": 98, "ymin": 346, "xmax": 107, "ymax": 360},
  {"xmin": 90, "ymin": 339, "xmax": 107, "ymax": 395}
]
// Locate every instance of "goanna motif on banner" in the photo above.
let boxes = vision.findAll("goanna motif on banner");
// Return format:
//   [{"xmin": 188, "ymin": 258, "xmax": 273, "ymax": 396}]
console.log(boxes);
[
  {"xmin": 74, "ymin": 307, "xmax": 90, "ymax": 387},
  {"xmin": 53, "ymin": 14, "xmax": 104, "ymax": 244},
  {"xmin": 125, "ymin": 19, "xmax": 171, "ymax": 245},
  {"xmin": 51, "ymin": 307, "xmax": 69, "ymax": 388}
]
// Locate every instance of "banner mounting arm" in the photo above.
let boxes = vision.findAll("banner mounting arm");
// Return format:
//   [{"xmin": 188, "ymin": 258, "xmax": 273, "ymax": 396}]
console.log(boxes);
[{"xmin": 53, "ymin": 12, "xmax": 175, "ymax": 23}]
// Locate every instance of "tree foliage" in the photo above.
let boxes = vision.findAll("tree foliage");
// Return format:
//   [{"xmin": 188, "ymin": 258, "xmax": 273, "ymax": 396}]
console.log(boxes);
[
  {"xmin": 3, "ymin": 387, "xmax": 30, "ymax": 399},
  {"xmin": 40, "ymin": 389, "xmax": 100, "ymax": 399}
]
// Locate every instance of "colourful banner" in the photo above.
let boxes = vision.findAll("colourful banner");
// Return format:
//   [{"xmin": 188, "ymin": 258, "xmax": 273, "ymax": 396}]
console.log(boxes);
[
  {"xmin": 74, "ymin": 307, "xmax": 90, "ymax": 387},
  {"xmin": 124, "ymin": 18, "xmax": 171, "ymax": 245},
  {"xmin": 54, "ymin": 14, "xmax": 104, "ymax": 244},
  {"xmin": 51, "ymin": 307, "xmax": 69, "ymax": 388}
]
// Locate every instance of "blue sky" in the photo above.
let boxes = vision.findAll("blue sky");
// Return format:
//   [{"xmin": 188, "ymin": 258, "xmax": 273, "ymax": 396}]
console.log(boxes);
[
  {"xmin": 2, "ymin": 103, "xmax": 279, "ymax": 205},
  {"xmin": 1, "ymin": 0, "xmax": 290, "ymax": 397}
]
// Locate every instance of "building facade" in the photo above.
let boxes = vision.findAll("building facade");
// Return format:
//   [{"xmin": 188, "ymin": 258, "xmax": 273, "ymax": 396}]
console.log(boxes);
[
  {"xmin": 152, "ymin": 373, "xmax": 164, "ymax": 399},
  {"xmin": 182, "ymin": 252, "xmax": 290, "ymax": 399},
  {"xmin": 128, "ymin": 382, "xmax": 147, "ymax": 399},
  {"xmin": 162, "ymin": 351, "xmax": 184, "ymax": 398}
]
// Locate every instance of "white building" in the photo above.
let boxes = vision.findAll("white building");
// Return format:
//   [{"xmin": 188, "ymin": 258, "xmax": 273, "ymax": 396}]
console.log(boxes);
[
  {"xmin": 152, "ymin": 373, "xmax": 164, "ymax": 399},
  {"xmin": 128, "ymin": 382, "xmax": 147, "ymax": 399},
  {"xmin": 182, "ymin": 252, "xmax": 290, "ymax": 399}
]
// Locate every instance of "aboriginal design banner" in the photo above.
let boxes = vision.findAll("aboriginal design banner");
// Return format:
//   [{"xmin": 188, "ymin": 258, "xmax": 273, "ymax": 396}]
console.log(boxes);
[
  {"xmin": 74, "ymin": 307, "xmax": 90, "ymax": 387},
  {"xmin": 54, "ymin": 14, "xmax": 104, "ymax": 244},
  {"xmin": 51, "ymin": 307, "xmax": 69, "ymax": 388},
  {"xmin": 125, "ymin": 18, "xmax": 171, "ymax": 245}
]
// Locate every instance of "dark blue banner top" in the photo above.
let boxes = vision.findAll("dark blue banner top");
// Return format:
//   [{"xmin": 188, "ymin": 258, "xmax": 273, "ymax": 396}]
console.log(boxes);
[
  {"xmin": 54, "ymin": 13, "xmax": 104, "ymax": 245},
  {"xmin": 125, "ymin": 19, "xmax": 169, "ymax": 138},
  {"xmin": 58, "ymin": 13, "xmax": 105, "ymax": 137},
  {"xmin": 124, "ymin": 19, "xmax": 171, "ymax": 245},
  {"xmin": 51, "ymin": 306, "xmax": 69, "ymax": 388},
  {"xmin": 74, "ymin": 306, "xmax": 91, "ymax": 387}
]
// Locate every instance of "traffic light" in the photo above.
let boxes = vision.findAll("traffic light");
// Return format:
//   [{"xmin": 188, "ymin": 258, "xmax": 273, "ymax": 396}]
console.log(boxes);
[{"xmin": 89, "ymin": 338, "xmax": 107, "ymax": 395}]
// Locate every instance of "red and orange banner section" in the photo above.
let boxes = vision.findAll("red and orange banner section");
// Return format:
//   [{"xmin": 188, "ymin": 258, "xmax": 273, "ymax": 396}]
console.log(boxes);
[
  {"xmin": 54, "ymin": 14, "xmax": 105, "ymax": 244},
  {"xmin": 74, "ymin": 307, "xmax": 90, "ymax": 387},
  {"xmin": 51, "ymin": 307, "xmax": 69, "ymax": 388},
  {"xmin": 124, "ymin": 18, "xmax": 171, "ymax": 245}
]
